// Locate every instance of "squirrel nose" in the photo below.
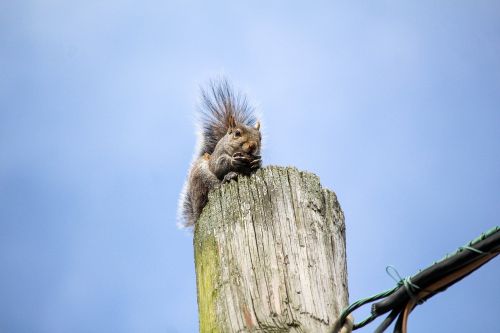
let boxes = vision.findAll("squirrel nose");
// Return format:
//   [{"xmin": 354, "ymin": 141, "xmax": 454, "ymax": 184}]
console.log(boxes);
[{"xmin": 245, "ymin": 141, "xmax": 257, "ymax": 154}]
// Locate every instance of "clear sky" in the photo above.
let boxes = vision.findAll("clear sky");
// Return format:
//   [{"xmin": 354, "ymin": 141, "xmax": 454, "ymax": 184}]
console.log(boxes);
[{"xmin": 1, "ymin": 1, "xmax": 499, "ymax": 332}]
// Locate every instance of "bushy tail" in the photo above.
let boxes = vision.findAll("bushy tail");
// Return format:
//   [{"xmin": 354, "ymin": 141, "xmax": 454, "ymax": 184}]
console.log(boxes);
[{"xmin": 198, "ymin": 78, "xmax": 257, "ymax": 156}]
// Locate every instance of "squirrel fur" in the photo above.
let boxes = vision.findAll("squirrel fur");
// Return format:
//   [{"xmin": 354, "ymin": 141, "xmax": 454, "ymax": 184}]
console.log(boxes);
[{"xmin": 179, "ymin": 79, "xmax": 262, "ymax": 228}]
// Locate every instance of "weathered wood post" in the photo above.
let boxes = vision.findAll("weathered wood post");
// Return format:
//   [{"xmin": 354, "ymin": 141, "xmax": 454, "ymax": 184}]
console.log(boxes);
[{"xmin": 194, "ymin": 166, "xmax": 349, "ymax": 332}]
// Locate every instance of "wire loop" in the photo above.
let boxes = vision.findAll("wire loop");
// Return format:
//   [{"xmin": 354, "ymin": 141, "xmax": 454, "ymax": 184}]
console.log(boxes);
[{"xmin": 385, "ymin": 266, "xmax": 421, "ymax": 303}]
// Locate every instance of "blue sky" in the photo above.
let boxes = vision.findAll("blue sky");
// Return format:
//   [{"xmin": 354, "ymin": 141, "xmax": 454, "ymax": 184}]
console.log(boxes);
[{"xmin": 1, "ymin": 1, "xmax": 499, "ymax": 332}]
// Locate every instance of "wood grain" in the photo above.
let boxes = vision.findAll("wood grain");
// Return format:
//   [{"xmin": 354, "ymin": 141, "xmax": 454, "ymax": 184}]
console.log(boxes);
[{"xmin": 194, "ymin": 166, "xmax": 348, "ymax": 333}]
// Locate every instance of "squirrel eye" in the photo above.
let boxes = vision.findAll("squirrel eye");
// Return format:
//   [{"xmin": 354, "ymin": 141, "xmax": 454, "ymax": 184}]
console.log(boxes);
[{"xmin": 234, "ymin": 129, "xmax": 241, "ymax": 137}]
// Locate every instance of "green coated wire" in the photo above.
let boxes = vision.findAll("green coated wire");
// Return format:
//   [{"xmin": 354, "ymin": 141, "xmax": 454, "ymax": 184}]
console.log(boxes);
[
  {"xmin": 432, "ymin": 226, "xmax": 499, "ymax": 265},
  {"xmin": 336, "ymin": 285, "xmax": 399, "ymax": 330},
  {"xmin": 335, "ymin": 226, "xmax": 500, "ymax": 331}
]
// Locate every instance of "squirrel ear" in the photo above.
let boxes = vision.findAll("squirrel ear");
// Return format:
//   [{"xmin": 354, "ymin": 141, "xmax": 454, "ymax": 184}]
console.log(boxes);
[
  {"xmin": 255, "ymin": 121, "xmax": 261, "ymax": 131},
  {"xmin": 228, "ymin": 115, "xmax": 236, "ymax": 129}
]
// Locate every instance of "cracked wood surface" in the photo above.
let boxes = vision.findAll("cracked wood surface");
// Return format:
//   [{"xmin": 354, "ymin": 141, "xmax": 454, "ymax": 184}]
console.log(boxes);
[{"xmin": 194, "ymin": 166, "xmax": 348, "ymax": 333}]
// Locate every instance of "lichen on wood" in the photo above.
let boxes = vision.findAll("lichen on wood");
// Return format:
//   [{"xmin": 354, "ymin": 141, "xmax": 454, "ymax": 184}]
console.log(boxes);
[{"xmin": 194, "ymin": 166, "xmax": 348, "ymax": 333}]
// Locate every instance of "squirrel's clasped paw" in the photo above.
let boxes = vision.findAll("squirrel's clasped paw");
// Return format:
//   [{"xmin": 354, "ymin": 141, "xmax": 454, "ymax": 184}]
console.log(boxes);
[
  {"xmin": 231, "ymin": 152, "xmax": 261, "ymax": 170},
  {"xmin": 250, "ymin": 156, "xmax": 262, "ymax": 170}
]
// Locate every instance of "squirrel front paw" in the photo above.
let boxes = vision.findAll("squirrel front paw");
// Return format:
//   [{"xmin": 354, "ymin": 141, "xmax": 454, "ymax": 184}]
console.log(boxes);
[
  {"xmin": 222, "ymin": 171, "xmax": 239, "ymax": 183},
  {"xmin": 250, "ymin": 156, "xmax": 262, "ymax": 170},
  {"xmin": 230, "ymin": 152, "xmax": 250, "ymax": 168},
  {"xmin": 231, "ymin": 152, "xmax": 261, "ymax": 170}
]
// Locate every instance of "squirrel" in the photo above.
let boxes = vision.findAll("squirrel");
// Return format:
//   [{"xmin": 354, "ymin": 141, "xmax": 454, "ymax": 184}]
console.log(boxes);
[{"xmin": 178, "ymin": 79, "xmax": 262, "ymax": 228}]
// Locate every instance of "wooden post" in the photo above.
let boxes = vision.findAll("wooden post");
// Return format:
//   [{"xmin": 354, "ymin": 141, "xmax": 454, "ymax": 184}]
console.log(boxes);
[{"xmin": 194, "ymin": 166, "xmax": 349, "ymax": 333}]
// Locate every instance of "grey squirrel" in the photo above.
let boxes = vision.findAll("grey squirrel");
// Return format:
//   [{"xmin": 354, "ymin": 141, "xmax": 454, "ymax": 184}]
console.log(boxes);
[{"xmin": 178, "ymin": 79, "xmax": 262, "ymax": 228}]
